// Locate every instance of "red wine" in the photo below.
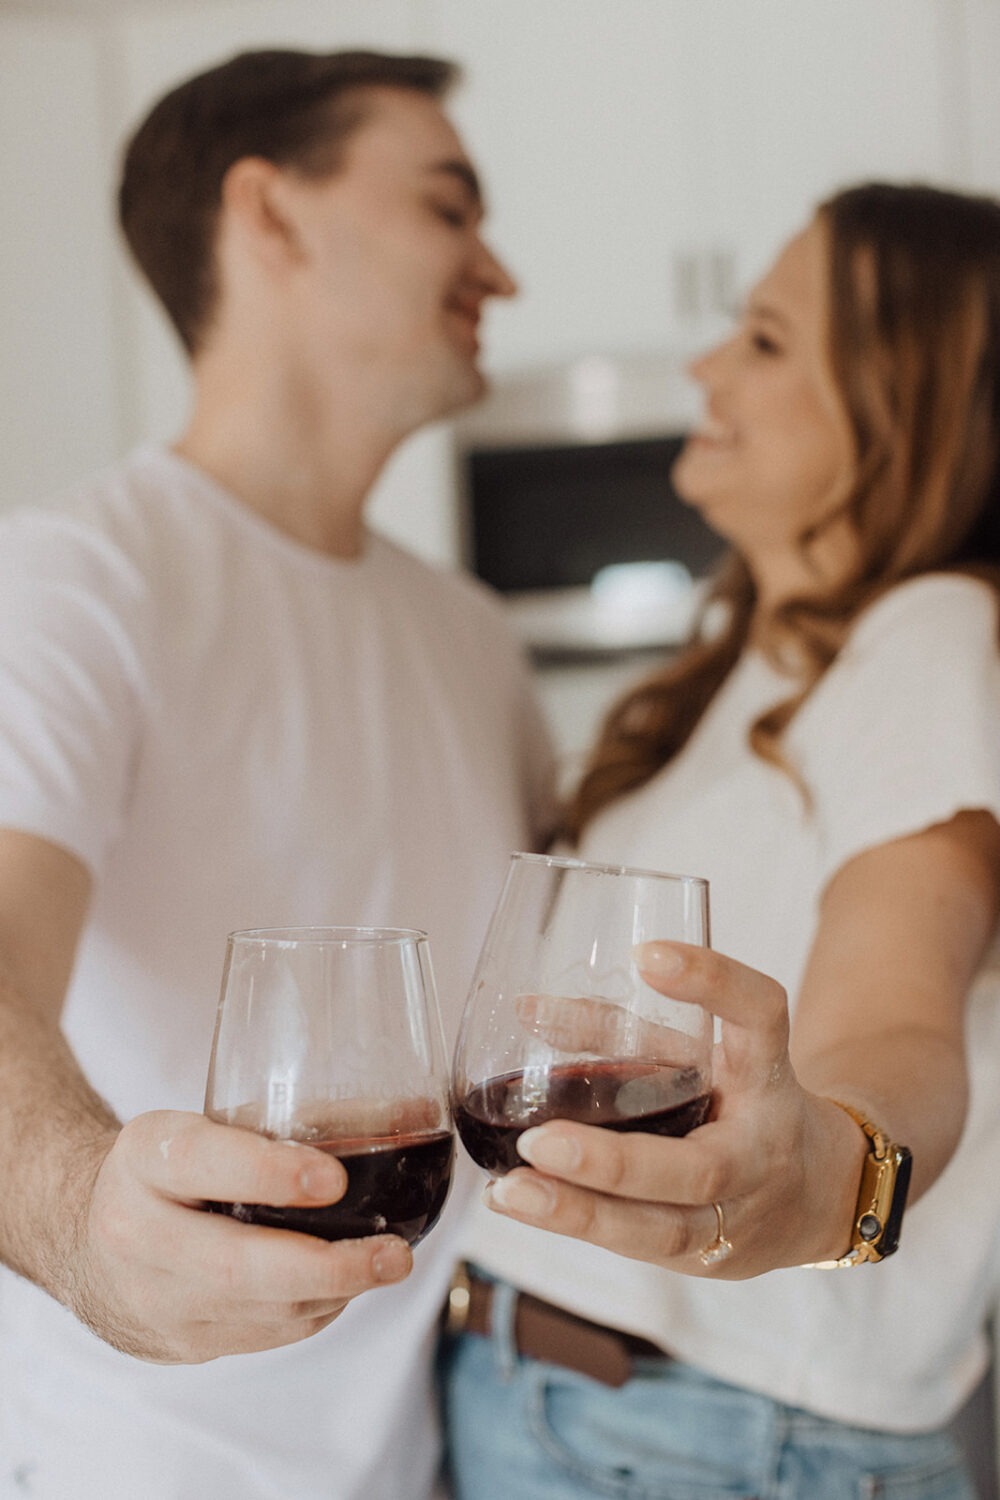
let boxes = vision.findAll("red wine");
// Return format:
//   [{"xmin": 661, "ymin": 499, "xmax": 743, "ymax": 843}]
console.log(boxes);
[
  {"xmin": 208, "ymin": 1129, "xmax": 454, "ymax": 1246},
  {"xmin": 455, "ymin": 1061, "xmax": 710, "ymax": 1176}
]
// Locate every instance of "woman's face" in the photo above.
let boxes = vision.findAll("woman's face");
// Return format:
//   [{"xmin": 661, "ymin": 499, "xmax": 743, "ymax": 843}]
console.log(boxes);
[{"xmin": 672, "ymin": 218, "xmax": 855, "ymax": 590}]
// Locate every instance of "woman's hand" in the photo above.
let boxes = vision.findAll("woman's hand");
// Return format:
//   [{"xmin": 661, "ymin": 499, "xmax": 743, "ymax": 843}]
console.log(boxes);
[{"xmin": 482, "ymin": 941, "xmax": 866, "ymax": 1278}]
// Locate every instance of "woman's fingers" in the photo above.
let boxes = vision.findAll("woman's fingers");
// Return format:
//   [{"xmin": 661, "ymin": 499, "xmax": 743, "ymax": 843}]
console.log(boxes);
[
  {"xmin": 636, "ymin": 941, "xmax": 788, "ymax": 1029},
  {"xmin": 510, "ymin": 946, "xmax": 790, "ymax": 1112},
  {"xmin": 512, "ymin": 1109, "xmax": 774, "ymax": 1204},
  {"xmin": 514, "ymin": 1117, "xmax": 736, "ymax": 1205},
  {"xmin": 515, "ymin": 992, "xmax": 706, "ymax": 1069},
  {"xmin": 476, "ymin": 948, "xmax": 808, "ymax": 1277},
  {"xmin": 636, "ymin": 941, "xmax": 791, "ymax": 1086},
  {"xmin": 484, "ymin": 1169, "xmax": 735, "ymax": 1274}
]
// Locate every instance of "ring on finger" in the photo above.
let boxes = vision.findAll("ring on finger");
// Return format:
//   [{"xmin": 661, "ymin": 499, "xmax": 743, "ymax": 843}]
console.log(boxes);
[{"xmin": 698, "ymin": 1200, "xmax": 733, "ymax": 1266}]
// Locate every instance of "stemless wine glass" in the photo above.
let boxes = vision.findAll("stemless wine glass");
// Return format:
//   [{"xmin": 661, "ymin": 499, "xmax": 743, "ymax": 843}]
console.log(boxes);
[
  {"xmin": 204, "ymin": 926, "xmax": 454, "ymax": 1246},
  {"xmin": 453, "ymin": 853, "xmax": 713, "ymax": 1176}
]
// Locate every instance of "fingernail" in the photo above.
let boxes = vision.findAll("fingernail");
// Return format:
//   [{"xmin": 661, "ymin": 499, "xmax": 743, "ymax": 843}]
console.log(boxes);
[
  {"xmin": 488, "ymin": 1172, "xmax": 556, "ymax": 1219},
  {"xmin": 298, "ymin": 1161, "xmax": 344, "ymax": 1201},
  {"xmin": 634, "ymin": 941, "xmax": 683, "ymax": 976},
  {"xmin": 372, "ymin": 1241, "xmax": 411, "ymax": 1283},
  {"xmin": 517, "ymin": 1127, "xmax": 581, "ymax": 1173}
]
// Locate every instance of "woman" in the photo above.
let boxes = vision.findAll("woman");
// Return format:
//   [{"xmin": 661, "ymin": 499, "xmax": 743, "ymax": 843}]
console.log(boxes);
[{"xmin": 441, "ymin": 183, "xmax": 1000, "ymax": 1499}]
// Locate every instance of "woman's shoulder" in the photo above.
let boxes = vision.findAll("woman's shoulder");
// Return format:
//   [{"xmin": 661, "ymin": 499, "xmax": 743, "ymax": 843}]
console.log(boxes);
[
  {"xmin": 796, "ymin": 568, "xmax": 1000, "ymax": 756},
  {"xmin": 788, "ymin": 569, "xmax": 1000, "ymax": 761},
  {"xmin": 846, "ymin": 571, "xmax": 1000, "ymax": 657}
]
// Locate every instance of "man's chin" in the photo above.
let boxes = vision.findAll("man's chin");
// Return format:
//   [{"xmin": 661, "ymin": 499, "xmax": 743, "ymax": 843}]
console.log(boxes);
[{"xmin": 395, "ymin": 357, "xmax": 489, "ymax": 435}]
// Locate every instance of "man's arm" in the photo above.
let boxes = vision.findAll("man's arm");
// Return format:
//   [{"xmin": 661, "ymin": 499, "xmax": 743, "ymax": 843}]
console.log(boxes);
[{"xmin": 0, "ymin": 829, "xmax": 414, "ymax": 1362}]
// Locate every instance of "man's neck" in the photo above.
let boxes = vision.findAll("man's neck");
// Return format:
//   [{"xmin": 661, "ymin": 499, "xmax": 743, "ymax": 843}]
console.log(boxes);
[{"xmin": 174, "ymin": 361, "xmax": 406, "ymax": 560}]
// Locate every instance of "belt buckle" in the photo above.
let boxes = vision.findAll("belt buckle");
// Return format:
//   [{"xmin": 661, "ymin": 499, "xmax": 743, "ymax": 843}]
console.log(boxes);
[{"xmin": 445, "ymin": 1261, "xmax": 472, "ymax": 1336}]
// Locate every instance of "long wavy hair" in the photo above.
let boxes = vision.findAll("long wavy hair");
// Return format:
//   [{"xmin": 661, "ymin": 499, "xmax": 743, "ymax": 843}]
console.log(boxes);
[{"xmin": 563, "ymin": 182, "xmax": 1000, "ymax": 843}]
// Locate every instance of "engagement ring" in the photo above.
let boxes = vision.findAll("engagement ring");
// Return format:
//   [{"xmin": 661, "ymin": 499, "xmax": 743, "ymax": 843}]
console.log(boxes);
[{"xmin": 699, "ymin": 1200, "xmax": 733, "ymax": 1266}]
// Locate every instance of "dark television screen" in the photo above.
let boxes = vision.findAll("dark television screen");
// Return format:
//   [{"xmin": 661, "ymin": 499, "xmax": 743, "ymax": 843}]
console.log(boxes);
[{"xmin": 463, "ymin": 435, "xmax": 725, "ymax": 594}]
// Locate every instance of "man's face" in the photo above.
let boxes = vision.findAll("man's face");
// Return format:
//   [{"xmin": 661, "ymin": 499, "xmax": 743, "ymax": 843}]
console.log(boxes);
[{"xmin": 280, "ymin": 87, "xmax": 517, "ymax": 429}]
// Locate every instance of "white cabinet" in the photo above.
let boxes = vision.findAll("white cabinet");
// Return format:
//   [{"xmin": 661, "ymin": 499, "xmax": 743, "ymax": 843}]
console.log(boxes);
[{"xmin": 431, "ymin": 0, "xmax": 971, "ymax": 374}]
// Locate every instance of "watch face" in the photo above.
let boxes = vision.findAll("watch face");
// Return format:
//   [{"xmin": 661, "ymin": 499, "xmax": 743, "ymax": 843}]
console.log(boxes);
[{"xmin": 878, "ymin": 1145, "xmax": 913, "ymax": 1258}]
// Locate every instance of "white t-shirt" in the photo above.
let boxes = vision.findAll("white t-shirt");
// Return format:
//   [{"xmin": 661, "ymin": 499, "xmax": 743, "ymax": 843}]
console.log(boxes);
[
  {"xmin": 0, "ymin": 446, "xmax": 554, "ymax": 1500},
  {"xmin": 462, "ymin": 572, "xmax": 1000, "ymax": 1433}
]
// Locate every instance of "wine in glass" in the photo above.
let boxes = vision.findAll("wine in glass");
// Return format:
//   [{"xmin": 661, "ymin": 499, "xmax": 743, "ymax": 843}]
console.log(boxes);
[
  {"xmin": 205, "ymin": 926, "xmax": 454, "ymax": 1245},
  {"xmin": 452, "ymin": 854, "xmax": 712, "ymax": 1176}
]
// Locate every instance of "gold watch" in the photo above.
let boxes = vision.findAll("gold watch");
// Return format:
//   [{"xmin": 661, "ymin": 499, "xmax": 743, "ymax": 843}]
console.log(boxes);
[{"xmin": 805, "ymin": 1102, "xmax": 913, "ymax": 1269}]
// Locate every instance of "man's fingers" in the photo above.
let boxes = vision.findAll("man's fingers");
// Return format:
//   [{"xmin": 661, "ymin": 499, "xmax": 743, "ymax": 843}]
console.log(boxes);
[
  {"xmin": 104, "ymin": 1183, "xmax": 414, "ymax": 1303},
  {"xmin": 180, "ymin": 1210, "xmax": 414, "ymax": 1302},
  {"xmin": 119, "ymin": 1111, "xmax": 349, "ymax": 1206}
]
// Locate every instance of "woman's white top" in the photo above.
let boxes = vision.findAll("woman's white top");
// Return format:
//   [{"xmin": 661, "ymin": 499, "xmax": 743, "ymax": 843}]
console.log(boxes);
[{"xmin": 461, "ymin": 572, "xmax": 1000, "ymax": 1432}]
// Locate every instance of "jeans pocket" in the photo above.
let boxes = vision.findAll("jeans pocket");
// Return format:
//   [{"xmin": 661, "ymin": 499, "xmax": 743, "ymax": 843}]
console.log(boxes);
[
  {"xmin": 527, "ymin": 1366, "xmax": 767, "ymax": 1499},
  {"xmin": 858, "ymin": 1437, "xmax": 976, "ymax": 1500}
]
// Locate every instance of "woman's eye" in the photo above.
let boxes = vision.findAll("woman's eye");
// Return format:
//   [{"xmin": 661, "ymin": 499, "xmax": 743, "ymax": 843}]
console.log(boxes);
[
  {"xmin": 750, "ymin": 330, "xmax": 781, "ymax": 355},
  {"xmin": 432, "ymin": 203, "xmax": 469, "ymax": 229}
]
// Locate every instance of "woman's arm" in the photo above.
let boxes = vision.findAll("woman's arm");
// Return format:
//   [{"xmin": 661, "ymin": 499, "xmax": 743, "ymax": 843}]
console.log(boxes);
[{"xmin": 482, "ymin": 808, "xmax": 1000, "ymax": 1276}]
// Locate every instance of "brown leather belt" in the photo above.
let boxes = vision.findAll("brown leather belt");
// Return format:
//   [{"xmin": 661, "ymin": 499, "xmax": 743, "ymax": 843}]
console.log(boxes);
[{"xmin": 445, "ymin": 1264, "xmax": 667, "ymax": 1388}]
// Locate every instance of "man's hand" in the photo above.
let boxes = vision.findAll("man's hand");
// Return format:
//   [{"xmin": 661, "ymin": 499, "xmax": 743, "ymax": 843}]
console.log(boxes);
[{"xmin": 67, "ymin": 1111, "xmax": 413, "ymax": 1363}]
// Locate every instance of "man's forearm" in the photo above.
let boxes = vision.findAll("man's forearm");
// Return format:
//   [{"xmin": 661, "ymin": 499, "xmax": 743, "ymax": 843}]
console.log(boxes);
[{"xmin": 0, "ymin": 978, "xmax": 119, "ymax": 1300}]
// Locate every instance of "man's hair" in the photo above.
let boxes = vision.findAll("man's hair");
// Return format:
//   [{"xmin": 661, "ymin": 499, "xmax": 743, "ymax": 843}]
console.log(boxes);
[{"xmin": 118, "ymin": 48, "xmax": 458, "ymax": 356}]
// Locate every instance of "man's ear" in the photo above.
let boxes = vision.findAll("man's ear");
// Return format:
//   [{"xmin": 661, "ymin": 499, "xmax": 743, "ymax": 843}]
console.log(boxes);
[{"xmin": 219, "ymin": 156, "xmax": 306, "ymax": 270}]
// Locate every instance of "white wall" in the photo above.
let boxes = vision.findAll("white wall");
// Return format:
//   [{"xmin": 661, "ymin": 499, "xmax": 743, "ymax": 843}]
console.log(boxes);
[{"xmin": 0, "ymin": 12, "xmax": 123, "ymax": 505}]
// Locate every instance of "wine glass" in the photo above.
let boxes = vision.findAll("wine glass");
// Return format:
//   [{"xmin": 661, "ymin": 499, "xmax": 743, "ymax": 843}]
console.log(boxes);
[
  {"xmin": 452, "ymin": 853, "xmax": 712, "ymax": 1176},
  {"xmin": 204, "ymin": 926, "xmax": 454, "ymax": 1246}
]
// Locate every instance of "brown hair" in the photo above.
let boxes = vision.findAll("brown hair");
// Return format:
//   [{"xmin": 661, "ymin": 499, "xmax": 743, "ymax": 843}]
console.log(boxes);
[
  {"xmin": 563, "ymin": 182, "xmax": 1000, "ymax": 842},
  {"xmin": 118, "ymin": 48, "xmax": 458, "ymax": 356}
]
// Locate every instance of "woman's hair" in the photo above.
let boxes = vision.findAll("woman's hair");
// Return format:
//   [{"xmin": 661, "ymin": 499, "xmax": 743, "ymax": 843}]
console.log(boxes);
[{"xmin": 563, "ymin": 181, "xmax": 1000, "ymax": 842}]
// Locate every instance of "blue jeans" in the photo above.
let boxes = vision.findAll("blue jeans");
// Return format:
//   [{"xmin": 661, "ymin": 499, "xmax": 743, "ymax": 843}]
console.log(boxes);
[{"xmin": 438, "ymin": 1280, "xmax": 976, "ymax": 1500}]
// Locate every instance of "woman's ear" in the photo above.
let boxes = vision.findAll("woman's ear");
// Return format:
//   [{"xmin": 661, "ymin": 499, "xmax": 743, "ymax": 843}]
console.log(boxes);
[{"xmin": 219, "ymin": 156, "xmax": 306, "ymax": 270}]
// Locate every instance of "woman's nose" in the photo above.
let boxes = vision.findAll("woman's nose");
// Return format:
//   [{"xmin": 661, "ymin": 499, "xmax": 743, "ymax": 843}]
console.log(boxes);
[{"xmin": 686, "ymin": 336, "xmax": 731, "ymax": 387}]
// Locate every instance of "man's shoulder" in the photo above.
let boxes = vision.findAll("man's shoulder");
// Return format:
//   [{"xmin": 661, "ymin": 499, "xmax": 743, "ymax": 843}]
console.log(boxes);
[
  {"xmin": 0, "ymin": 447, "xmax": 209, "ymax": 616},
  {"xmin": 3, "ymin": 445, "xmax": 178, "ymax": 539}
]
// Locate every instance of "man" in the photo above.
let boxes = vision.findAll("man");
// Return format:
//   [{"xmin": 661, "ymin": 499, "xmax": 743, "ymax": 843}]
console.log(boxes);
[{"xmin": 0, "ymin": 49, "xmax": 554, "ymax": 1500}]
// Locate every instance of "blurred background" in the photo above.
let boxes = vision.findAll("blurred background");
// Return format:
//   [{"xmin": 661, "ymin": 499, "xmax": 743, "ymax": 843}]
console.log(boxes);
[
  {"xmin": 2, "ymin": 0, "xmax": 1000, "ymax": 779},
  {"xmin": 5, "ymin": 0, "xmax": 1000, "ymax": 786},
  {"xmin": 0, "ymin": 0, "xmax": 996, "ymax": 704},
  {"xmin": 2, "ymin": 0, "xmax": 999, "ymax": 781}
]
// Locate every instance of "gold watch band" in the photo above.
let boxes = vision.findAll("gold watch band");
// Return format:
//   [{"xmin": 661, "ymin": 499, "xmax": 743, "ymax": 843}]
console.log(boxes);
[{"xmin": 803, "ymin": 1099, "xmax": 913, "ymax": 1269}]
